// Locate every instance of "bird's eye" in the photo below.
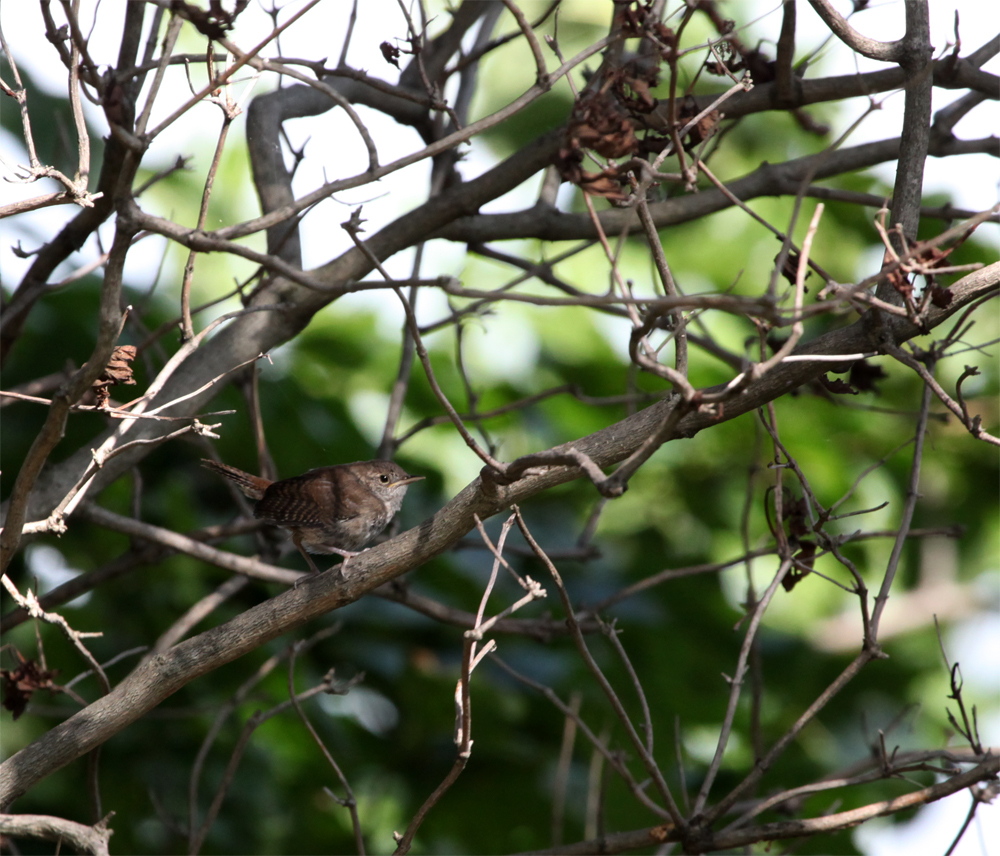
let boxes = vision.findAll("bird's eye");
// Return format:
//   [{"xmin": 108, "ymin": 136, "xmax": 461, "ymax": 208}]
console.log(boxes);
[{"xmin": 380, "ymin": 473, "xmax": 390, "ymax": 483}]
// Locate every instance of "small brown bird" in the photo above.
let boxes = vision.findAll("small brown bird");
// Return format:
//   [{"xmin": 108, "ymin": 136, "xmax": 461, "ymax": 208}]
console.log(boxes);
[{"xmin": 202, "ymin": 459, "xmax": 424, "ymax": 574}]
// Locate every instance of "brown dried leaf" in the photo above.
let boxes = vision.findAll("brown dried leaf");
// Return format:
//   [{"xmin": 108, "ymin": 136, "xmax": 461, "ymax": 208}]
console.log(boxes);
[
  {"xmin": 849, "ymin": 359, "xmax": 887, "ymax": 393},
  {"xmin": 620, "ymin": 75, "xmax": 657, "ymax": 113},
  {"xmin": 171, "ymin": 0, "xmax": 238, "ymax": 40},
  {"xmin": 92, "ymin": 345, "xmax": 137, "ymax": 389},
  {"xmin": 783, "ymin": 541, "xmax": 816, "ymax": 592},
  {"xmin": 554, "ymin": 147, "xmax": 628, "ymax": 200},
  {"xmin": 785, "ymin": 495, "xmax": 810, "ymax": 538},
  {"xmin": 881, "ymin": 248, "xmax": 912, "ymax": 295},
  {"xmin": 742, "ymin": 48, "xmax": 776, "ymax": 84},
  {"xmin": 929, "ymin": 284, "xmax": 953, "ymax": 308},
  {"xmin": 818, "ymin": 373, "xmax": 858, "ymax": 395},
  {"xmin": 103, "ymin": 345, "xmax": 137, "ymax": 385},
  {"xmin": 1, "ymin": 653, "xmax": 60, "ymax": 721},
  {"xmin": 92, "ymin": 344, "xmax": 137, "ymax": 408},
  {"xmin": 775, "ymin": 249, "xmax": 812, "ymax": 286},
  {"xmin": 677, "ymin": 96, "xmax": 720, "ymax": 148},
  {"xmin": 651, "ymin": 24, "xmax": 676, "ymax": 61},
  {"xmin": 380, "ymin": 41, "xmax": 401, "ymax": 68},
  {"xmin": 570, "ymin": 90, "xmax": 641, "ymax": 159},
  {"xmin": 581, "ymin": 169, "xmax": 628, "ymax": 201},
  {"xmin": 615, "ymin": 1, "xmax": 650, "ymax": 37},
  {"xmin": 691, "ymin": 110, "xmax": 720, "ymax": 146},
  {"xmin": 917, "ymin": 244, "xmax": 952, "ymax": 269}
]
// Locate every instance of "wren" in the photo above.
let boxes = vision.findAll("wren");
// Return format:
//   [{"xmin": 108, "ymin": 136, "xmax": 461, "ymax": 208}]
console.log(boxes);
[{"xmin": 202, "ymin": 459, "xmax": 423, "ymax": 574}]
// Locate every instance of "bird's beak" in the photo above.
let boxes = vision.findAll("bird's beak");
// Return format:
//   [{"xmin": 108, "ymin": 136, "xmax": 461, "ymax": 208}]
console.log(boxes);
[{"xmin": 393, "ymin": 475, "xmax": 426, "ymax": 487}]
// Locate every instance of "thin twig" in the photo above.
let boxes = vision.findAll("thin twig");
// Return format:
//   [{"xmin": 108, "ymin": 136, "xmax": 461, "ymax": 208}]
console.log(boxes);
[
  {"xmin": 288, "ymin": 644, "xmax": 365, "ymax": 855},
  {"xmin": 514, "ymin": 508, "xmax": 687, "ymax": 829}
]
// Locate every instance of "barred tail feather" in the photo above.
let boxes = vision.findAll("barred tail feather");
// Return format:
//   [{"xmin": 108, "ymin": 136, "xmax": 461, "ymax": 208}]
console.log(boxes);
[{"xmin": 201, "ymin": 459, "xmax": 271, "ymax": 500}]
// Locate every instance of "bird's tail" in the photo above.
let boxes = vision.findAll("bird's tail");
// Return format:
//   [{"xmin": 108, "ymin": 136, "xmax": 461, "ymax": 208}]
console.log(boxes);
[{"xmin": 201, "ymin": 459, "xmax": 272, "ymax": 500}]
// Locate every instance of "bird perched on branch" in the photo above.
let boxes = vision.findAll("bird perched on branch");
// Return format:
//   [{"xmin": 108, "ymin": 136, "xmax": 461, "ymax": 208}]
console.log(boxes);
[{"xmin": 202, "ymin": 459, "xmax": 423, "ymax": 574}]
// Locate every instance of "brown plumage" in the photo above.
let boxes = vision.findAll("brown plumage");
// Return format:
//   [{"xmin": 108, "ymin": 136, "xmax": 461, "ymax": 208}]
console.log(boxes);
[{"xmin": 202, "ymin": 459, "xmax": 423, "ymax": 574}]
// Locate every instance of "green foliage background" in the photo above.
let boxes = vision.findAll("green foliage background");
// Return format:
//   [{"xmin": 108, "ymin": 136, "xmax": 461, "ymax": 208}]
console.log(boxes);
[{"xmin": 2, "ymin": 4, "xmax": 997, "ymax": 854}]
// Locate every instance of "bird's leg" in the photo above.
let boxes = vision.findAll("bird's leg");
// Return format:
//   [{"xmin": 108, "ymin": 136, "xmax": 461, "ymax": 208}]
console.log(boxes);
[
  {"xmin": 319, "ymin": 545, "xmax": 362, "ymax": 574},
  {"xmin": 292, "ymin": 534, "xmax": 361, "ymax": 587},
  {"xmin": 295, "ymin": 545, "xmax": 322, "ymax": 575},
  {"xmin": 326, "ymin": 547, "xmax": 361, "ymax": 560},
  {"xmin": 291, "ymin": 533, "xmax": 322, "ymax": 589}
]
